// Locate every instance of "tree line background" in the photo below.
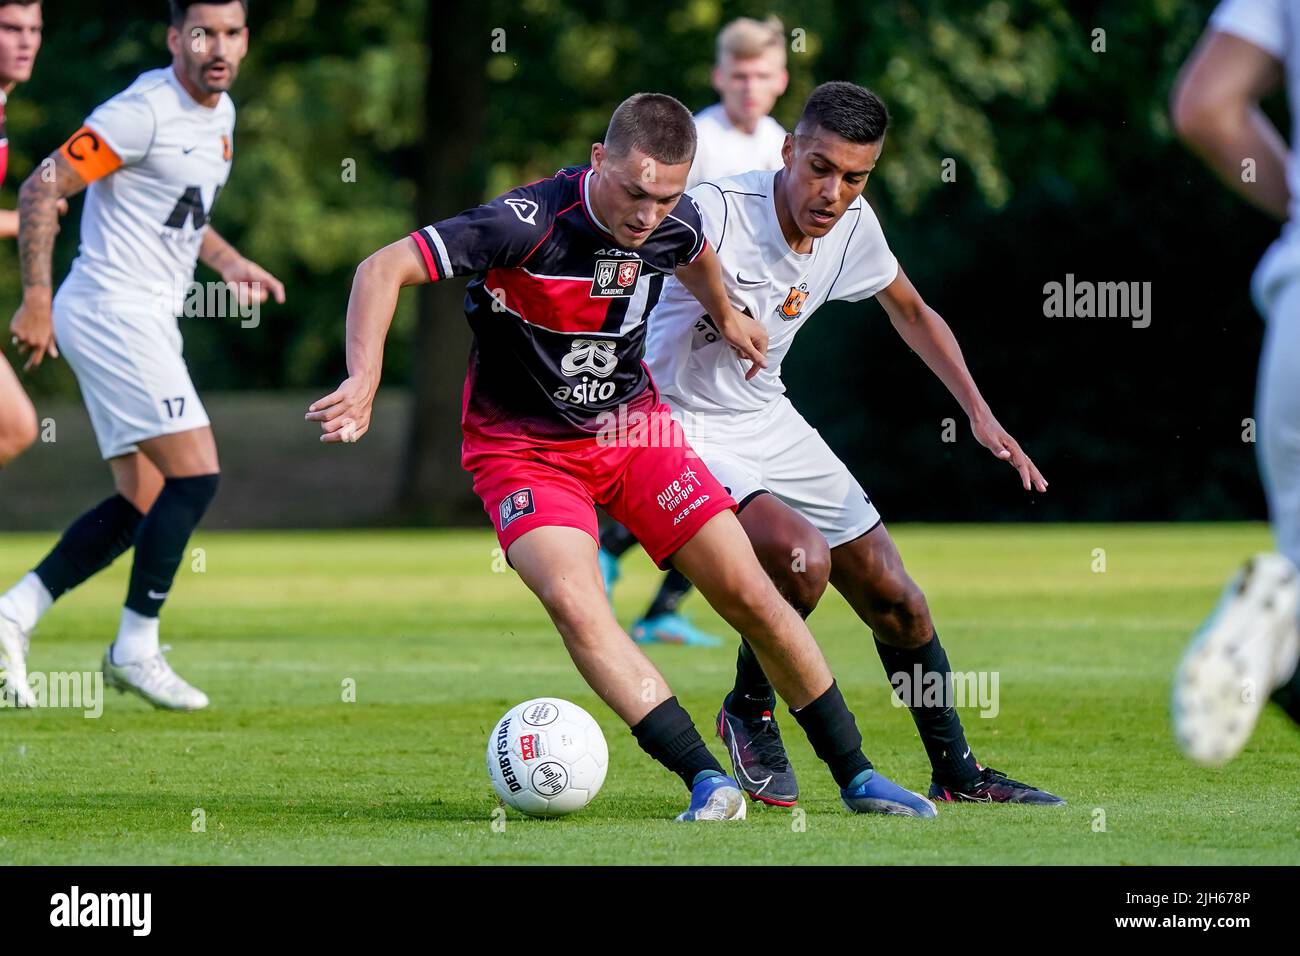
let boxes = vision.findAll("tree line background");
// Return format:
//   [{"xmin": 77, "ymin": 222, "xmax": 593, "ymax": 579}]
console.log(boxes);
[{"xmin": 0, "ymin": 0, "xmax": 1279, "ymax": 528}]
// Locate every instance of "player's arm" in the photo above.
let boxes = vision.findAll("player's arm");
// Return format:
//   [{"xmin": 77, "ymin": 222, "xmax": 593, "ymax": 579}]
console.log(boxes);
[
  {"xmin": 8, "ymin": 147, "xmax": 94, "ymax": 370},
  {"xmin": 305, "ymin": 237, "xmax": 429, "ymax": 443},
  {"xmin": 199, "ymin": 228, "xmax": 286, "ymax": 306},
  {"xmin": 674, "ymin": 242, "xmax": 768, "ymax": 379},
  {"xmin": 1172, "ymin": 30, "xmax": 1288, "ymax": 220},
  {"xmin": 877, "ymin": 265, "xmax": 1047, "ymax": 493}
]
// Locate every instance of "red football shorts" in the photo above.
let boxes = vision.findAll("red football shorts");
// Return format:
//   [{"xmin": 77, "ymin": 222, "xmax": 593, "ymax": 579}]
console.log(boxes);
[{"xmin": 463, "ymin": 404, "xmax": 736, "ymax": 569}]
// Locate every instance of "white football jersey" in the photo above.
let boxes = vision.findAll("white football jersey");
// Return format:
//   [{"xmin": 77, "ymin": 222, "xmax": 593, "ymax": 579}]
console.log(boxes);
[
  {"xmin": 62, "ymin": 67, "xmax": 235, "ymax": 310},
  {"xmin": 687, "ymin": 104, "xmax": 787, "ymax": 190},
  {"xmin": 646, "ymin": 168, "xmax": 898, "ymax": 415}
]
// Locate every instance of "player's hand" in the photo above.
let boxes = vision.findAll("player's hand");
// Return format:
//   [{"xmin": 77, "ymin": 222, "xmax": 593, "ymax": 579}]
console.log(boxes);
[
  {"xmin": 56, "ymin": 198, "xmax": 68, "ymax": 217},
  {"xmin": 9, "ymin": 293, "xmax": 58, "ymax": 371},
  {"xmin": 221, "ymin": 256, "xmax": 286, "ymax": 309},
  {"xmin": 306, "ymin": 375, "xmax": 375, "ymax": 444},
  {"xmin": 971, "ymin": 415, "xmax": 1047, "ymax": 493},
  {"xmin": 716, "ymin": 308, "xmax": 768, "ymax": 380}
]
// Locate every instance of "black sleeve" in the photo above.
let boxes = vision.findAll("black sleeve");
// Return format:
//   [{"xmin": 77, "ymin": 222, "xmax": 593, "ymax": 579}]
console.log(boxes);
[{"xmin": 409, "ymin": 184, "xmax": 549, "ymax": 281}]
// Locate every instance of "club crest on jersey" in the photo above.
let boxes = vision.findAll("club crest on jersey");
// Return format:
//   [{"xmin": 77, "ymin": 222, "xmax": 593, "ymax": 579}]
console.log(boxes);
[
  {"xmin": 500, "ymin": 488, "xmax": 536, "ymax": 529},
  {"xmin": 592, "ymin": 258, "xmax": 641, "ymax": 297},
  {"xmin": 222, "ymin": 135, "xmax": 232, "ymax": 162},
  {"xmin": 781, "ymin": 284, "xmax": 809, "ymax": 320}
]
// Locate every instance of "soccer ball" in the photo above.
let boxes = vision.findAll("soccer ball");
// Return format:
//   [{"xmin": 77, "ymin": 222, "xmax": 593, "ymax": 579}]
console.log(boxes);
[{"xmin": 486, "ymin": 697, "xmax": 609, "ymax": 817}]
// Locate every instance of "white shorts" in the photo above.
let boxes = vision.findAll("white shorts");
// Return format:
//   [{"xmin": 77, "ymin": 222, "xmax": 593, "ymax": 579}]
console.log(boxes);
[
  {"xmin": 53, "ymin": 288, "xmax": 209, "ymax": 460},
  {"xmin": 672, "ymin": 395, "xmax": 880, "ymax": 548}
]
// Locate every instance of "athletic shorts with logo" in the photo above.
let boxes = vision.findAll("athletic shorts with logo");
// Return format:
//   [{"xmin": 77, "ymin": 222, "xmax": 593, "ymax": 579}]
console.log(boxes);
[
  {"xmin": 53, "ymin": 282, "xmax": 209, "ymax": 460},
  {"xmin": 464, "ymin": 400, "xmax": 736, "ymax": 568},
  {"xmin": 670, "ymin": 395, "xmax": 880, "ymax": 549}
]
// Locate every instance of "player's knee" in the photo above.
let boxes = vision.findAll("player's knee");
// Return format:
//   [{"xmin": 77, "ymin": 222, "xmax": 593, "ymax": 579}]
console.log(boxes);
[
  {"xmin": 876, "ymin": 578, "xmax": 932, "ymax": 648},
  {"xmin": 773, "ymin": 536, "xmax": 831, "ymax": 617},
  {"xmin": 537, "ymin": 576, "xmax": 606, "ymax": 640},
  {"xmin": 0, "ymin": 404, "xmax": 39, "ymax": 466}
]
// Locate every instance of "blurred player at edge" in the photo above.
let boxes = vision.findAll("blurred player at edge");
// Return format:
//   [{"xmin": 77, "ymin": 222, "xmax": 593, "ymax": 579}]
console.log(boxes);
[
  {"xmin": 1170, "ymin": 0, "xmax": 1300, "ymax": 764},
  {"xmin": 598, "ymin": 14, "xmax": 790, "ymax": 647},
  {"xmin": 0, "ymin": 0, "xmax": 48, "ymax": 468},
  {"xmin": 308, "ymin": 93, "xmax": 939, "ymax": 821},
  {"xmin": 0, "ymin": 0, "xmax": 284, "ymax": 710}
]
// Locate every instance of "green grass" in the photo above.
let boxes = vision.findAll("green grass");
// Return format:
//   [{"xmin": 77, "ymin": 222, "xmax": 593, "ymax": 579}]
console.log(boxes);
[{"xmin": 0, "ymin": 524, "xmax": 1296, "ymax": 865}]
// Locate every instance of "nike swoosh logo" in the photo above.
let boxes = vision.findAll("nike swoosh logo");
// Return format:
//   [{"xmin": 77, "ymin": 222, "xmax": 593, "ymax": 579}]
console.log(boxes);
[
  {"xmin": 736, "ymin": 273, "xmax": 765, "ymax": 286},
  {"xmin": 147, "ymin": 590, "xmax": 169, "ymax": 600},
  {"xmin": 962, "ymin": 748, "xmax": 971, "ymax": 759},
  {"xmin": 183, "ymin": 146, "xmax": 198, "ymax": 154},
  {"xmin": 723, "ymin": 716, "xmax": 773, "ymax": 793}
]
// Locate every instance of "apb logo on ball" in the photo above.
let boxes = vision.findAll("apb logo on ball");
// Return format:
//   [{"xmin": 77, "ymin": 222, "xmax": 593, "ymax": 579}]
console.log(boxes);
[{"xmin": 486, "ymin": 697, "xmax": 609, "ymax": 817}]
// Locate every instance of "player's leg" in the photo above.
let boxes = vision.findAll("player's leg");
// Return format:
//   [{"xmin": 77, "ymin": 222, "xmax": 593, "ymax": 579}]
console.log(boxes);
[
  {"xmin": 609, "ymin": 411, "xmax": 930, "ymax": 814},
  {"xmin": 667, "ymin": 511, "xmax": 933, "ymax": 815},
  {"xmin": 0, "ymin": 358, "xmax": 38, "ymax": 467},
  {"xmin": 597, "ymin": 518, "xmax": 719, "ymax": 647},
  {"xmin": 756, "ymin": 399, "xmax": 1060, "ymax": 803},
  {"xmin": 1174, "ymin": 275, "xmax": 1300, "ymax": 763},
  {"xmin": 716, "ymin": 491, "xmax": 830, "ymax": 804},
  {"xmin": 829, "ymin": 525, "xmax": 1058, "ymax": 804},
  {"xmin": 472, "ymin": 453, "xmax": 744, "ymax": 821},
  {"xmin": 0, "ymin": 432, "xmax": 158, "ymax": 707},
  {"xmin": 99, "ymin": 425, "xmax": 219, "ymax": 711}
]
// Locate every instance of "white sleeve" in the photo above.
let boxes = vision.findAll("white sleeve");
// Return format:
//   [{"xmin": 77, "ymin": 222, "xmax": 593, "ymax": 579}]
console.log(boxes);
[
  {"xmin": 827, "ymin": 201, "xmax": 898, "ymax": 303},
  {"xmin": 1210, "ymin": 0, "xmax": 1287, "ymax": 60},
  {"xmin": 83, "ymin": 93, "xmax": 156, "ymax": 165}
]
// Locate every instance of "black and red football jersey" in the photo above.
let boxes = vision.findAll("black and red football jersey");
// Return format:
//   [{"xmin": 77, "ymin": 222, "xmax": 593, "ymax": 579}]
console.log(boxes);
[{"xmin": 410, "ymin": 165, "xmax": 707, "ymax": 442}]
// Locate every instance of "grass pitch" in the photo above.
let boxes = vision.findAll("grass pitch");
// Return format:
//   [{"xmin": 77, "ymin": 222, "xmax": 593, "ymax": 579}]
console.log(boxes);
[{"xmin": 0, "ymin": 523, "xmax": 1295, "ymax": 865}]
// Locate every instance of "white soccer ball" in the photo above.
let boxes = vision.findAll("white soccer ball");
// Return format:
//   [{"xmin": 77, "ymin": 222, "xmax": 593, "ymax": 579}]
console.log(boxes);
[{"xmin": 486, "ymin": 697, "xmax": 609, "ymax": 817}]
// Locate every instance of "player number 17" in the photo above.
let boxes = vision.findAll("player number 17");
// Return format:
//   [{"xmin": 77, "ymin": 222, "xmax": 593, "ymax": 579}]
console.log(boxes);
[{"xmin": 162, "ymin": 397, "xmax": 186, "ymax": 419}]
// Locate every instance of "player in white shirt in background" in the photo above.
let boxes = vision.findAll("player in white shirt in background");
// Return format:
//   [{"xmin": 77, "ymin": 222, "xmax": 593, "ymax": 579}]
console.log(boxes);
[
  {"xmin": 0, "ymin": 0, "xmax": 283, "ymax": 710},
  {"xmin": 0, "ymin": 0, "xmax": 50, "ymax": 468},
  {"xmin": 598, "ymin": 15, "xmax": 790, "ymax": 646},
  {"xmin": 644, "ymin": 82, "xmax": 1063, "ymax": 807},
  {"xmin": 1170, "ymin": 0, "xmax": 1300, "ymax": 765}
]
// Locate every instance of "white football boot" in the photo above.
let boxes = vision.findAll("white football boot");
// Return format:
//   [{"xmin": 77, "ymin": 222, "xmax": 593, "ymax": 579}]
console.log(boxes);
[
  {"xmin": 103, "ymin": 645, "xmax": 209, "ymax": 711},
  {"xmin": 0, "ymin": 613, "xmax": 36, "ymax": 708},
  {"xmin": 1173, "ymin": 553, "xmax": 1300, "ymax": 767}
]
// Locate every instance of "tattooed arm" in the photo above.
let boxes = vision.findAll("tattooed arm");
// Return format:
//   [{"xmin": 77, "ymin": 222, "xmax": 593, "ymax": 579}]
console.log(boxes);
[{"xmin": 8, "ymin": 152, "xmax": 88, "ymax": 369}]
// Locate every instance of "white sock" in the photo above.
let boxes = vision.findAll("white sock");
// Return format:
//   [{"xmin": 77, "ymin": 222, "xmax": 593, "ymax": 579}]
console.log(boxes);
[
  {"xmin": 112, "ymin": 608, "xmax": 161, "ymax": 664},
  {"xmin": 0, "ymin": 572, "xmax": 54, "ymax": 634}
]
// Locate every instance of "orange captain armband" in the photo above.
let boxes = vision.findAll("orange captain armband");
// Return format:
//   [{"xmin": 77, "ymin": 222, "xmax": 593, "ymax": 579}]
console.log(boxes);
[{"xmin": 58, "ymin": 126, "xmax": 124, "ymax": 184}]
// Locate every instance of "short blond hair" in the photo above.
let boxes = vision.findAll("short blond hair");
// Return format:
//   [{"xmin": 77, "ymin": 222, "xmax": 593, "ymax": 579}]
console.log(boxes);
[{"xmin": 716, "ymin": 15, "xmax": 785, "ymax": 65}]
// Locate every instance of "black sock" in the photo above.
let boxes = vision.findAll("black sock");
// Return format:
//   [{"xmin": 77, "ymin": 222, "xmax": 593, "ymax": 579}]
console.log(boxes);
[
  {"xmin": 1272, "ymin": 661, "xmax": 1300, "ymax": 725},
  {"xmin": 791, "ymin": 680, "xmax": 873, "ymax": 788},
  {"xmin": 645, "ymin": 569, "xmax": 693, "ymax": 619},
  {"xmin": 125, "ymin": 474, "xmax": 219, "ymax": 618},
  {"xmin": 631, "ymin": 697, "xmax": 725, "ymax": 790},
  {"xmin": 599, "ymin": 521, "xmax": 639, "ymax": 558},
  {"xmin": 875, "ymin": 632, "xmax": 980, "ymax": 787},
  {"xmin": 727, "ymin": 640, "xmax": 775, "ymax": 718},
  {"xmin": 34, "ymin": 495, "xmax": 144, "ymax": 600}
]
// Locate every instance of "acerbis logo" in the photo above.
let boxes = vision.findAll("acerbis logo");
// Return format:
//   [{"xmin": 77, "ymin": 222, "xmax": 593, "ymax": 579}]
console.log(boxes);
[{"xmin": 504, "ymin": 198, "xmax": 538, "ymax": 224}]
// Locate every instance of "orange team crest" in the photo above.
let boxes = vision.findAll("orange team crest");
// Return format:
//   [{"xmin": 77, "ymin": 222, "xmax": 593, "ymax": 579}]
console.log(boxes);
[
  {"xmin": 780, "ymin": 286, "xmax": 809, "ymax": 319},
  {"xmin": 222, "ymin": 135, "xmax": 233, "ymax": 162}
]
